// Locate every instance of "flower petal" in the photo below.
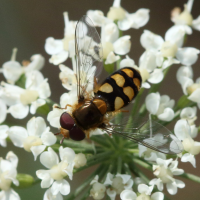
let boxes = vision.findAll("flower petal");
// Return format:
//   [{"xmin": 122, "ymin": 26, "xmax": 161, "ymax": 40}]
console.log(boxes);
[
  {"xmin": 140, "ymin": 30, "xmax": 164, "ymax": 50},
  {"xmin": 113, "ymin": 35, "xmax": 131, "ymax": 55},
  {"xmin": 8, "ymin": 104, "xmax": 29, "ymax": 119},
  {"xmin": 8, "ymin": 126, "xmax": 28, "ymax": 147},
  {"xmin": 27, "ymin": 116, "xmax": 46, "ymax": 137},
  {"xmin": 145, "ymin": 93, "xmax": 160, "ymax": 115},
  {"xmin": 51, "ymin": 180, "xmax": 70, "ymax": 196},
  {"xmin": 176, "ymin": 47, "xmax": 200, "ymax": 66},
  {"xmin": 120, "ymin": 190, "xmax": 137, "ymax": 200},
  {"xmin": 31, "ymin": 145, "xmax": 46, "ymax": 161},
  {"xmin": 49, "ymin": 51, "xmax": 69, "ymax": 65},
  {"xmin": 105, "ymin": 51, "xmax": 120, "ymax": 64},
  {"xmin": 158, "ymin": 108, "xmax": 174, "ymax": 121},
  {"xmin": 41, "ymin": 132, "xmax": 57, "ymax": 146},
  {"xmin": 40, "ymin": 147, "xmax": 59, "ymax": 168},
  {"xmin": 45, "ymin": 37, "xmax": 63, "ymax": 55}
]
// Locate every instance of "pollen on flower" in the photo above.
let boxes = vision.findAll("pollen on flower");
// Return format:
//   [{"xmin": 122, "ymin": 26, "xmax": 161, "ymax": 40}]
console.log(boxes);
[
  {"xmin": 23, "ymin": 136, "xmax": 43, "ymax": 152},
  {"xmin": 107, "ymin": 7, "xmax": 126, "ymax": 21},
  {"xmin": 160, "ymin": 41, "xmax": 178, "ymax": 57},
  {"xmin": 140, "ymin": 68, "xmax": 150, "ymax": 83},
  {"xmin": 182, "ymin": 138, "xmax": 200, "ymax": 155},
  {"xmin": 186, "ymin": 83, "xmax": 200, "ymax": 95},
  {"xmin": 20, "ymin": 90, "xmax": 39, "ymax": 105},
  {"xmin": 137, "ymin": 193, "xmax": 151, "ymax": 200},
  {"xmin": 177, "ymin": 5, "xmax": 193, "ymax": 26},
  {"xmin": 102, "ymin": 42, "xmax": 114, "ymax": 59}
]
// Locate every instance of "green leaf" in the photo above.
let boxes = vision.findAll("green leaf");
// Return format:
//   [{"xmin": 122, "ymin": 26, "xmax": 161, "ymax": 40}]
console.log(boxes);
[
  {"xmin": 104, "ymin": 62, "xmax": 115, "ymax": 74},
  {"xmin": 15, "ymin": 74, "xmax": 26, "ymax": 89},
  {"xmin": 36, "ymin": 103, "xmax": 50, "ymax": 115}
]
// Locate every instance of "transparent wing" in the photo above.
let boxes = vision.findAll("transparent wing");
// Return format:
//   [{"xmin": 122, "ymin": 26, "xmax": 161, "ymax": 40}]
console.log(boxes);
[
  {"xmin": 75, "ymin": 15, "xmax": 103, "ymax": 101},
  {"xmin": 104, "ymin": 115, "xmax": 183, "ymax": 155}
]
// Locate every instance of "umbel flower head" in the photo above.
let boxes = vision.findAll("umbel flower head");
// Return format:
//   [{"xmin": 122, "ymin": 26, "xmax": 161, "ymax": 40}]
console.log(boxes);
[{"xmin": 1, "ymin": 0, "xmax": 200, "ymax": 200}]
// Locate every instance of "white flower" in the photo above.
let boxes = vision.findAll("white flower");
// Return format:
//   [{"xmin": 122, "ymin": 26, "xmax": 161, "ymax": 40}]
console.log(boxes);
[
  {"xmin": 105, "ymin": 52, "xmax": 120, "ymax": 64},
  {"xmin": 107, "ymin": 0, "xmax": 149, "ymax": 31},
  {"xmin": 180, "ymin": 106, "xmax": 198, "ymax": 138},
  {"xmin": 176, "ymin": 65, "xmax": 193, "ymax": 85},
  {"xmin": 181, "ymin": 76, "xmax": 200, "ymax": 108},
  {"xmin": 90, "ymin": 175, "xmax": 106, "ymax": 200},
  {"xmin": 174, "ymin": 119, "xmax": 200, "ymax": 167},
  {"xmin": 145, "ymin": 93, "xmax": 175, "ymax": 121},
  {"xmin": 36, "ymin": 146, "xmax": 75, "ymax": 196},
  {"xmin": 87, "ymin": 10, "xmax": 111, "ymax": 27},
  {"xmin": 0, "ymin": 151, "xmax": 20, "ymax": 200},
  {"xmin": 43, "ymin": 188, "xmax": 63, "ymax": 200},
  {"xmin": 59, "ymin": 57, "xmax": 95, "ymax": 92},
  {"xmin": 150, "ymin": 158, "xmax": 185, "ymax": 195},
  {"xmin": 0, "ymin": 70, "xmax": 51, "ymax": 119},
  {"xmin": 140, "ymin": 29, "xmax": 199, "ymax": 67},
  {"xmin": 120, "ymin": 190, "xmax": 137, "ymax": 200},
  {"xmin": 0, "ymin": 99, "xmax": 7, "ymax": 124},
  {"xmin": 120, "ymin": 184, "xmax": 164, "ymax": 200},
  {"xmin": 45, "ymin": 12, "xmax": 76, "ymax": 65},
  {"xmin": 104, "ymin": 173, "xmax": 133, "ymax": 200},
  {"xmin": 8, "ymin": 117, "xmax": 56, "ymax": 160},
  {"xmin": 171, "ymin": 0, "xmax": 200, "ymax": 31},
  {"xmin": 0, "ymin": 49, "xmax": 45, "ymax": 84},
  {"xmin": 139, "ymin": 142, "xmax": 166, "ymax": 162}
]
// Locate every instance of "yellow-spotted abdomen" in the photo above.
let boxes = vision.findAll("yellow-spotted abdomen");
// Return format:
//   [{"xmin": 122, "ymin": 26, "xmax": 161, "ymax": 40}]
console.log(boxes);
[{"xmin": 96, "ymin": 67, "xmax": 142, "ymax": 111}]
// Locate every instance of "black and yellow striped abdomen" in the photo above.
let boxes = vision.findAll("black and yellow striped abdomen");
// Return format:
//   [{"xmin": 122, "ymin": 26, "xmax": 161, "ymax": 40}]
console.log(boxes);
[{"xmin": 96, "ymin": 67, "xmax": 142, "ymax": 111}]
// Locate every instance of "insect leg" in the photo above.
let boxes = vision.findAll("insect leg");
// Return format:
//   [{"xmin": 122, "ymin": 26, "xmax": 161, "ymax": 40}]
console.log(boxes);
[{"xmin": 54, "ymin": 104, "xmax": 72, "ymax": 110}]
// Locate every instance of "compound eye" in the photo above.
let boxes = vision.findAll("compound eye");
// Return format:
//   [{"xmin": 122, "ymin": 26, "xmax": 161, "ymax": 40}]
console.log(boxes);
[
  {"xmin": 69, "ymin": 126, "xmax": 85, "ymax": 141},
  {"xmin": 60, "ymin": 112, "xmax": 75, "ymax": 130}
]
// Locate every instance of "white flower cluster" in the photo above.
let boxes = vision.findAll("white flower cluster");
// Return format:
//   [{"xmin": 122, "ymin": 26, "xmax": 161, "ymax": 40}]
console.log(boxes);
[
  {"xmin": 0, "ymin": 151, "xmax": 20, "ymax": 200},
  {"xmin": 45, "ymin": 0, "xmax": 149, "ymax": 66},
  {"xmin": 0, "ymin": 50, "xmax": 51, "ymax": 119},
  {"xmin": 36, "ymin": 147, "xmax": 87, "ymax": 199},
  {"xmin": 90, "ymin": 174, "xmax": 164, "ymax": 200}
]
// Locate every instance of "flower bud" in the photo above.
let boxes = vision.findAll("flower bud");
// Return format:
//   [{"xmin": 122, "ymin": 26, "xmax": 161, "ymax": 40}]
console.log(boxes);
[
  {"xmin": 74, "ymin": 153, "xmax": 87, "ymax": 168},
  {"xmin": 15, "ymin": 174, "xmax": 34, "ymax": 188}
]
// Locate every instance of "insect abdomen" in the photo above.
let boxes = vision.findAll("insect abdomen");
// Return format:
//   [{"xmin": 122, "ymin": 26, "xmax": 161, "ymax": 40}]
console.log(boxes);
[{"xmin": 96, "ymin": 67, "xmax": 142, "ymax": 111}]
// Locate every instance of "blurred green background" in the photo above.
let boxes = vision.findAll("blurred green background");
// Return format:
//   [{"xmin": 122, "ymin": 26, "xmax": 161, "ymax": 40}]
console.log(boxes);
[{"xmin": 0, "ymin": 0, "xmax": 200, "ymax": 199}]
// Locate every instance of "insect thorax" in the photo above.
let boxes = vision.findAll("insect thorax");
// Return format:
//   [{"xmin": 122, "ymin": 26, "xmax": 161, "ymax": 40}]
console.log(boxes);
[{"xmin": 72, "ymin": 98, "xmax": 107, "ymax": 130}]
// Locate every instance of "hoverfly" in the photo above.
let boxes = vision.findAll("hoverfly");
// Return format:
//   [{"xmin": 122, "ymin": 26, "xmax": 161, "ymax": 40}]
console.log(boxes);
[{"xmin": 56, "ymin": 15, "xmax": 183, "ymax": 155}]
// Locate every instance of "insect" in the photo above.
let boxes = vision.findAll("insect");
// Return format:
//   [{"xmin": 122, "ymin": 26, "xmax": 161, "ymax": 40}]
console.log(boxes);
[{"xmin": 56, "ymin": 15, "xmax": 183, "ymax": 155}]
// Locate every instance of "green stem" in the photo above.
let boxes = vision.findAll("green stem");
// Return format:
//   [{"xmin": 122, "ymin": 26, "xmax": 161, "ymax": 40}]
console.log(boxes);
[
  {"xmin": 80, "ymin": 164, "xmax": 109, "ymax": 200},
  {"xmin": 74, "ymin": 151, "xmax": 113, "ymax": 173},
  {"xmin": 129, "ymin": 161, "xmax": 150, "ymax": 184},
  {"xmin": 66, "ymin": 164, "xmax": 105, "ymax": 200},
  {"xmin": 128, "ymin": 149, "xmax": 139, "ymax": 154},
  {"xmin": 132, "ymin": 157, "xmax": 152, "ymax": 171},
  {"xmin": 180, "ymin": 173, "xmax": 200, "ymax": 184},
  {"xmin": 90, "ymin": 135, "xmax": 110, "ymax": 148},
  {"xmin": 60, "ymin": 140, "xmax": 94, "ymax": 149},
  {"xmin": 117, "ymin": 157, "xmax": 122, "ymax": 174}
]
